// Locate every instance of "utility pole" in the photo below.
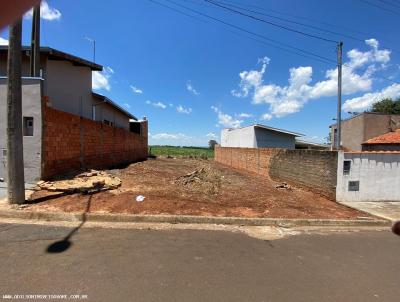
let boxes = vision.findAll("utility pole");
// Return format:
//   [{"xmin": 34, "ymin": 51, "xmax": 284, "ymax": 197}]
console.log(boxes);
[
  {"xmin": 336, "ymin": 41, "xmax": 343, "ymax": 150},
  {"xmin": 7, "ymin": 20, "xmax": 25, "ymax": 204},
  {"xmin": 30, "ymin": 5, "xmax": 40, "ymax": 77}
]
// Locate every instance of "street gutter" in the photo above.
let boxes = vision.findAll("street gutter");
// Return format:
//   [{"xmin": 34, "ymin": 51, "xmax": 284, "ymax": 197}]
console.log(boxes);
[{"xmin": 0, "ymin": 208, "xmax": 391, "ymax": 227}]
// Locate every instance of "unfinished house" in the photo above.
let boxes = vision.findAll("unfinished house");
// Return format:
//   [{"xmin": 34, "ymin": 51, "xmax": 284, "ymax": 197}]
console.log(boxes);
[
  {"xmin": 221, "ymin": 124, "xmax": 303, "ymax": 149},
  {"xmin": 330, "ymin": 112, "xmax": 400, "ymax": 151},
  {"xmin": 0, "ymin": 46, "xmax": 148, "ymax": 183}
]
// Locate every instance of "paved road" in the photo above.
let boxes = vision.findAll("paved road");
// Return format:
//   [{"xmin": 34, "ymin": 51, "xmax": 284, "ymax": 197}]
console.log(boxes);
[{"xmin": 0, "ymin": 223, "xmax": 399, "ymax": 302}]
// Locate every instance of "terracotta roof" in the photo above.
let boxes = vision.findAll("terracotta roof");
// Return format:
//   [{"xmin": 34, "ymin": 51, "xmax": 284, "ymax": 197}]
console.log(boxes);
[{"xmin": 362, "ymin": 129, "xmax": 400, "ymax": 145}]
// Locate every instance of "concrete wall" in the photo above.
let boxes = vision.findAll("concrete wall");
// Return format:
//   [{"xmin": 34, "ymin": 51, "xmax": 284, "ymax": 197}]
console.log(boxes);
[
  {"xmin": 254, "ymin": 128, "xmax": 295, "ymax": 149},
  {"xmin": 0, "ymin": 78, "xmax": 43, "ymax": 183},
  {"xmin": 45, "ymin": 59, "xmax": 93, "ymax": 120},
  {"xmin": 364, "ymin": 114, "xmax": 400, "ymax": 142},
  {"xmin": 221, "ymin": 127, "xmax": 255, "ymax": 147},
  {"xmin": 336, "ymin": 152, "xmax": 400, "ymax": 202},
  {"xmin": 91, "ymin": 95, "xmax": 130, "ymax": 130},
  {"xmin": 215, "ymin": 146, "xmax": 338, "ymax": 199},
  {"xmin": 42, "ymin": 106, "xmax": 148, "ymax": 179},
  {"xmin": 331, "ymin": 113, "xmax": 400, "ymax": 151},
  {"xmin": 221, "ymin": 126, "xmax": 296, "ymax": 149},
  {"xmin": 269, "ymin": 149, "xmax": 338, "ymax": 199}
]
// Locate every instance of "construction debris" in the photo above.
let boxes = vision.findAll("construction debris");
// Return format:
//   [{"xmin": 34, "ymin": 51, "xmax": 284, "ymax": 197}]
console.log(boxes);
[
  {"xmin": 175, "ymin": 165, "xmax": 222, "ymax": 195},
  {"xmin": 136, "ymin": 195, "xmax": 146, "ymax": 202},
  {"xmin": 275, "ymin": 182, "xmax": 293, "ymax": 191},
  {"xmin": 36, "ymin": 170, "xmax": 121, "ymax": 194}
]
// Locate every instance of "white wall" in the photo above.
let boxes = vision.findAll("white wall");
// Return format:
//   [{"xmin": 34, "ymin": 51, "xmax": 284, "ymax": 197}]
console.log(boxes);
[
  {"xmin": 336, "ymin": 151, "xmax": 400, "ymax": 202},
  {"xmin": 0, "ymin": 78, "xmax": 43, "ymax": 183},
  {"xmin": 221, "ymin": 127, "xmax": 255, "ymax": 147}
]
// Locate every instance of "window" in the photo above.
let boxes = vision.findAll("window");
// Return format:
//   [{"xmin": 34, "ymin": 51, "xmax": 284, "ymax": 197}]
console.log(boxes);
[
  {"xmin": 92, "ymin": 106, "xmax": 96, "ymax": 121},
  {"xmin": 348, "ymin": 181, "xmax": 359, "ymax": 192},
  {"xmin": 23, "ymin": 117, "xmax": 34, "ymax": 136},
  {"xmin": 2, "ymin": 149, "xmax": 6, "ymax": 158},
  {"xmin": 343, "ymin": 160, "xmax": 351, "ymax": 174},
  {"xmin": 103, "ymin": 119, "xmax": 114, "ymax": 127},
  {"xmin": 130, "ymin": 122, "xmax": 141, "ymax": 135}
]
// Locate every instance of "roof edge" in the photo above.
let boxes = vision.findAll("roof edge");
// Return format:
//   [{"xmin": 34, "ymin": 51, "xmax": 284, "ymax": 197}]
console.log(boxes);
[{"xmin": 92, "ymin": 92, "xmax": 137, "ymax": 120}]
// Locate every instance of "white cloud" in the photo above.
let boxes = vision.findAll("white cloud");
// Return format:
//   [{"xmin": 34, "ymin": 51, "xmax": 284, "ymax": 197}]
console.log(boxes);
[
  {"xmin": 211, "ymin": 106, "xmax": 243, "ymax": 128},
  {"xmin": 25, "ymin": 1, "xmax": 61, "ymax": 21},
  {"xmin": 343, "ymin": 83, "xmax": 400, "ymax": 112},
  {"xmin": 92, "ymin": 66, "xmax": 113, "ymax": 91},
  {"xmin": 130, "ymin": 85, "xmax": 143, "ymax": 94},
  {"xmin": 260, "ymin": 113, "xmax": 272, "ymax": 121},
  {"xmin": 105, "ymin": 66, "xmax": 114, "ymax": 74},
  {"xmin": 149, "ymin": 132, "xmax": 216, "ymax": 146},
  {"xmin": 236, "ymin": 113, "xmax": 253, "ymax": 118},
  {"xmin": 176, "ymin": 105, "xmax": 192, "ymax": 114},
  {"xmin": 146, "ymin": 100, "xmax": 167, "ymax": 109},
  {"xmin": 0, "ymin": 37, "xmax": 8, "ymax": 45},
  {"xmin": 151, "ymin": 133, "xmax": 191, "ymax": 140},
  {"xmin": 123, "ymin": 103, "xmax": 131, "ymax": 109},
  {"xmin": 186, "ymin": 81, "xmax": 199, "ymax": 95},
  {"xmin": 206, "ymin": 132, "xmax": 218, "ymax": 139},
  {"xmin": 232, "ymin": 40, "xmax": 392, "ymax": 119}
]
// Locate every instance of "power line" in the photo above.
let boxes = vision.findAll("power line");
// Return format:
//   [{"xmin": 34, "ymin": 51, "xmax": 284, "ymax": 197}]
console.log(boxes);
[
  {"xmin": 208, "ymin": 0, "xmax": 370, "ymax": 37},
  {"xmin": 206, "ymin": 0, "xmax": 365, "ymax": 43},
  {"xmin": 152, "ymin": 0, "xmax": 337, "ymax": 64},
  {"xmin": 149, "ymin": 0, "xmax": 400, "ymax": 85},
  {"xmin": 359, "ymin": 0, "xmax": 400, "ymax": 16},
  {"xmin": 213, "ymin": 0, "xmax": 400, "ymax": 48},
  {"xmin": 204, "ymin": 0, "xmax": 339, "ymax": 44}
]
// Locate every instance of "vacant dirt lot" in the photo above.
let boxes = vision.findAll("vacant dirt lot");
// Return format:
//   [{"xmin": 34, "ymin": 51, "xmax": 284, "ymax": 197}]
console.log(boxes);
[{"xmin": 28, "ymin": 158, "xmax": 367, "ymax": 219}]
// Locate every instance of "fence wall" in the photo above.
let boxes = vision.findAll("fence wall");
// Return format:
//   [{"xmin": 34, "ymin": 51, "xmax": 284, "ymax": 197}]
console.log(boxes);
[
  {"xmin": 42, "ymin": 106, "xmax": 148, "ymax": 179},
  {"xmin": 336, "ymin": 151, "xmax": 400, "ymax": 202},
  {"xmin": 215, "ymin": 146, "xmax": 338, "ymax": 199}
]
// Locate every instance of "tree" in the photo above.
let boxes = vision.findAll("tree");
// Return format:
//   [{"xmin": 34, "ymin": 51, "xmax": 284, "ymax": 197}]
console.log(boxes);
[
  {"xmin": 370, "ymin": 98, "xmax": 400, "ymax": 114},
  {"xmin": 6, "ymin": 20, "xmax": 25, "ymax": 204},
  {"xmin": 208, "ymin": 140, "xmax": 217, "ymax": 150}
]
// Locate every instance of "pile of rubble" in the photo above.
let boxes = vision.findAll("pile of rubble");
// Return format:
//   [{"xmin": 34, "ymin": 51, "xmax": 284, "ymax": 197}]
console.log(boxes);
[
  {"xmin": 36, "ymin": 170, "xmax": 122, "ymax": 194},
  {"xmin": 174, "ymin": 165, "xmax": 223, "ymax": 195},
  {"xmin": 275, "ymin": 182, "xmax": 293, "ymax": 191}
]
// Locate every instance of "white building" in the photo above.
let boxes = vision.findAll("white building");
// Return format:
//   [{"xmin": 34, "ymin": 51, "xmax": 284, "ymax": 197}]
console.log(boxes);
[{"xmin": 221, "ymin": 124, "xmax": 303, "ymax": 149}]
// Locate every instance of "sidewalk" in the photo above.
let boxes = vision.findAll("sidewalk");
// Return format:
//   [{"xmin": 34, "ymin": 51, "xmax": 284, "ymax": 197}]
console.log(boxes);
[
  {"xmin": 0, "ymin": 182, "xmax": 36, "ymax": 201},
  {"xmin": 339, "ymin": 201, "xmax": 400, "ymax": 222}
]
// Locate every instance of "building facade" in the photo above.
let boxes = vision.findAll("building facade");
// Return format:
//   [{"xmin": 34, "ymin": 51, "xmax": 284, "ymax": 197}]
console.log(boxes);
[
  {"xmin": 0, "ymin": 46, "xmax": 148, "ymax": 183},
  {"xmin": 361, "ymin": 129, "xmax": 400, "ymax": 151},
  {"xmin": 330, "ymin": 112, "xmax": 400, "ymax": 151},
  {"xmin": 221, "ymin": 124, "xmax": 303, "ymax": 149}
]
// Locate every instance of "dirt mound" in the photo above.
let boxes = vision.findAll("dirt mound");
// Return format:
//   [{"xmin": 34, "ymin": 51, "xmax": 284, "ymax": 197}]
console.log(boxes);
[
  {"xmin": 174, "ymin": 165, "xmax": 223, "ymax": 195},
  {"xmin": 36, "ymin": 170, "xmax": 121, "ymax": 194}
]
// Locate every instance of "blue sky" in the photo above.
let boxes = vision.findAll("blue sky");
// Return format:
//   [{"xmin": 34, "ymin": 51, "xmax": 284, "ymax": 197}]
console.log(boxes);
[{"xmin": 1, "ymin": 0, "xmax": 400, "ymax": 146}]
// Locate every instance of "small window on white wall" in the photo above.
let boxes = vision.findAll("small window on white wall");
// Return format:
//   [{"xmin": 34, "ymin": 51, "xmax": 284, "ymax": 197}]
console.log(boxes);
[
  {"xmin": 23, "ymin": 117, "xmax": 34, "ymax": 136},
  {"xmin": 92, "ymin": 106, "xmax": 96, "ymax": 121}
]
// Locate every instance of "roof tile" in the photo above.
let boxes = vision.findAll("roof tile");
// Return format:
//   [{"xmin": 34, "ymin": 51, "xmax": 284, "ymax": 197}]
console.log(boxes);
[{"xmin": 362, "ymin": 129, "xmax": 400, "ymax": 145}]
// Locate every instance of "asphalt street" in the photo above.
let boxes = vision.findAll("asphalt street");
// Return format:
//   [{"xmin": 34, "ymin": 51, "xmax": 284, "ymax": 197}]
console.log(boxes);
[{"xmin": 0, "ymin": 223, "xmax": 399, "ymax": 302}]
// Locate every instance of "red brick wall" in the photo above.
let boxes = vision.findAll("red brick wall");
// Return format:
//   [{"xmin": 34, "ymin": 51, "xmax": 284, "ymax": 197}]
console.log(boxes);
[
  {"xmin": 214, "ymin": 146, "xmax": 280, "ymax": 177},
  {"xmin": 42, "ymin": 106, "xmax": 148, "ymax": 179},
  {"xmin": 215, "ymin": 146, "xmax": 337, "ymax": 199}
]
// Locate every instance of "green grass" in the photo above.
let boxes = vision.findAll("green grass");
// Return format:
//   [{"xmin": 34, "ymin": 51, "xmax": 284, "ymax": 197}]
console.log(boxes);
[{"xmin": 149, "ymin": 145, "xmax": 214, "ymax": 158}]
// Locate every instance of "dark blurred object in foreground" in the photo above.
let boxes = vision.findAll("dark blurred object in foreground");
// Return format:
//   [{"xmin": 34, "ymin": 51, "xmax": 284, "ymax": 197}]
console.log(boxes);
[
  {"xmin": 0, "ymin": 0, "xmax": 40, "ymax": 29},
  {"xmin": 392, "ymin": 221, "xmax": 400, "ymax": 236}
]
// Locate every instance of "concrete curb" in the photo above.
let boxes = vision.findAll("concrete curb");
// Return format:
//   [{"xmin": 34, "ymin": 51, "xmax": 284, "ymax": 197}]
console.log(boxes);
[{"xmin": 0, "ymin": 208, "xmax": 391, "ymax": 227}]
